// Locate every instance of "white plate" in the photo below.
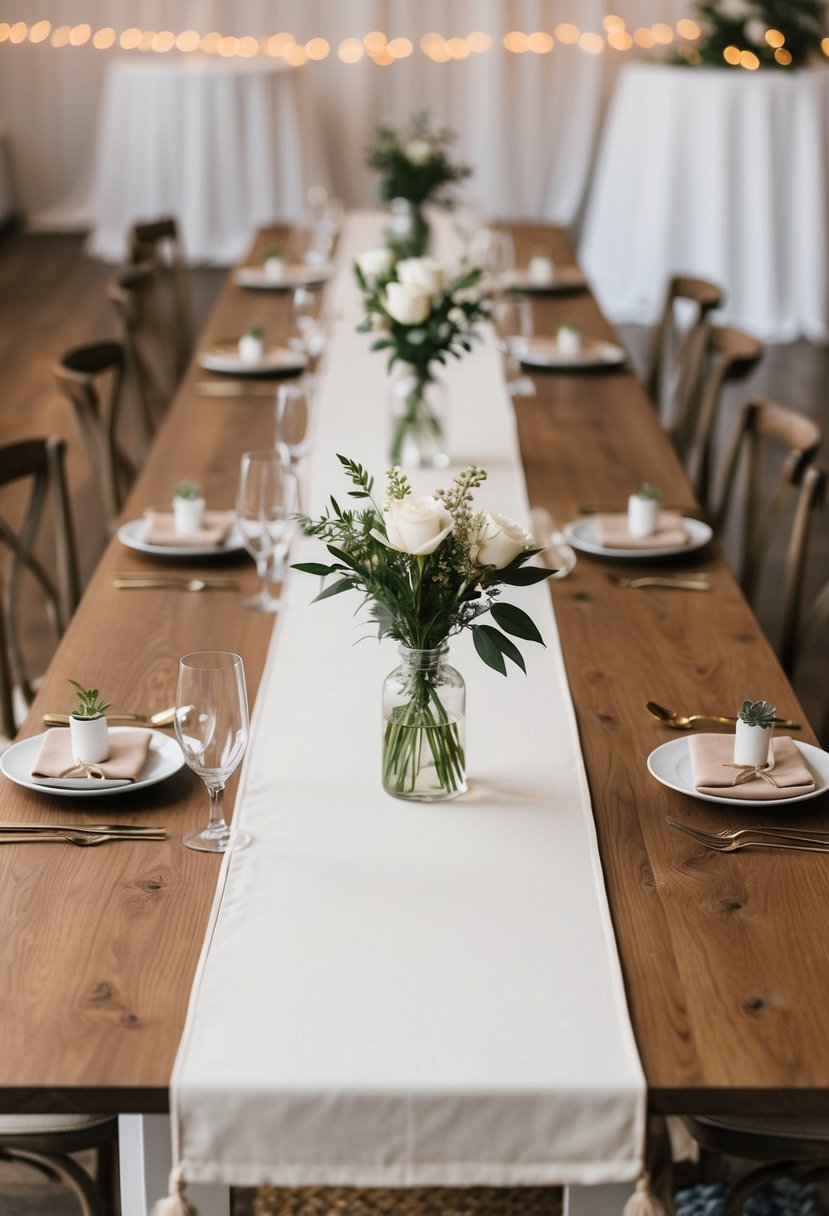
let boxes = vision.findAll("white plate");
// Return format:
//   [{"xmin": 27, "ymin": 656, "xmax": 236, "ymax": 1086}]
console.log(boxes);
[
  {"xmin": 117, "ymin": 517, "xmax": 246, "ymax": 559},
  {"xmin": 506, "ymin": 266, "xmax": 587, "ymax": 294},
  {"xmin": 198, "ymin": 345, "xmax": 307, "ymax": 376},
  {"xmin": 562, "ymin": 516, "xmax": 713, "ymax": 560},
  {"xmin": 647, "ymin": 736, "xmax": 829, "ymax": 808},
  {"xmin": 517, "ymin": 337, "xmax": 626, "ymax": 369},
  {"xmin": 1, "ymin": 728, "xmax": 185, "ymax": 798},
  {"xmin": 233, "ymin": 264, "xmax": 333, "ymax": 291}
]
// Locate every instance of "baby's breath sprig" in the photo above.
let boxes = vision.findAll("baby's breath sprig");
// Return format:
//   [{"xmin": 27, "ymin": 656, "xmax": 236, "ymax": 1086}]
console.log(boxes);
[{"xmin": 384, "ymin": 466, "xmax": 412, "ymax": 509}]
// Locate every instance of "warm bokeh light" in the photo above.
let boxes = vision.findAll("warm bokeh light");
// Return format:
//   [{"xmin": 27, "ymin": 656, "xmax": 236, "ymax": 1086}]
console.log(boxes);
[
  {"xmin": 51, "ymin": 25, "xmax": 71, "ymax": 47},
  {"xmin": 217, "ymin": 35, "xmax": 239, "ymax": 57},
  {"xmin": 305, "ymin": 37, "xmax": 329, "ymax": 59},
  {"xmin": 774, "ymin": 47, "xmax": 793, "ymax": 64},
  {"xmin": 608, "ymin": 29, "xmax": 634, "ymax": 50},
  {"xmin": 236, "ymin": 35, "xmax": 258, "ymax": 57},
  {"xmin": 371, "ymin": 46, "xmax": 394, "ymax": 65},
  {"xmin": 467, "ymin": 31, "xmax": 492, "ymax": 53},
  {"xmin": 528, "ymin": 32, "xmax": 555, "ymax": 54},
  {"xmin": 425, "ymin": 40, "xmax": 450, "ymax": 62},
  {"xmin": 579, "ymin": 32, "xmax": 604, "ymax": 54},
  {"xmin": 338, "ymin": 37, "xmax": 364, "ymax": 62},
  {"xmin": 284, "ymin": 42, "xmax": 309, "ymax": 66},
  {"xmin": 29, "ymin": 21, "xmax": 51, "ymax": 43},
  {"xmin": 388, "ymin": 37, "xmax": 413, "ymax": 58},
  {"xmin": 765, "ymin": 29, "xmax": 785, "ymax": 48},
  {"xmin": 723, "ymin": 44, "xmax": 741, "ymax": 64},
  {"xmin": 740, "ymin": 49, "xmax": 759, "ymax": 69},
  {"xmin": 633, "ymin": 27, "xmax": 656, "ymax": 49},
  {"xmin": 93, "ymin": 27, "xmax": 115, "ymax": 49},
  {"xmin": 676, "ymin": 19, "xmax": 701, "ymax": 40},
  {"xmin": 651, "ymin": 23, "xmax": 674, "ymax": 45},
  {"xmin": 176, "ymin": 30, "xmax": 200, "ymax": 52},
  {"xmin": 265, "ymin": 33, "xmax": 292, "ymax": 56},
  {"xmin": 503, "ymin": 31, "xmax": 529, "ymax": 52},
  {"xmin": 0, "ymin": 23, "xmax": 9, "ymax": 43},
  {"xmin": 138, "ymin": 29, "xmax": 155, "ymax": 51},
  {"xmin": 119, "ymin": 27, "xmax": 140, "ymax": 49},
  {"xmin": 152, "ymin": 30, "xmax": 175, "ymax": 53},
  {"xmin": 200, "ymin": 31, "xmax": 222, "ymax": 53},
  {"xmin": 603, "ymin": 15, "xmax": 626, "ymax": 34},
  {"xmin": 420, "ymin": 32, "xmax": 442, "ymax": 51},
  {"xmin": 444, "ymin": 37, "xmax": 469, "ymax": 58},
  {"xmin": 68, "ymin": 24, "xmax": 91, "ymax": 46},
  {"xmin": 363, "ymin": 31, "xmax": 387, "ymax": 53},
  {"xmin": 555, "ymin": 24, "xmax": 580, "ymax": 44},
  {"xmin": 10, "ymin": 22, "xmax": 28, "ymax": 44}
]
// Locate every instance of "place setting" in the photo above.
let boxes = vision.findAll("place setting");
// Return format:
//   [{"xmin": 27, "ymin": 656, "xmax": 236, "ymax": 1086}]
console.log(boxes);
[
  {"xmin": 505, "ymin": 250, "xmax": 588, "ymax": 295},
  {"xmin": 117, "ymin": 476, "xmax": 246, "ymax": 561},
  {"xmin": 197, "ymin": 322, "xmax": 307, "ymax": 379},
  {"xmin": 516, "ymin": 318, "xmax": 626, "ymax": 371},
  {"xmin": 562, "ymin": 482, "xmax": 714, "ymax": 561}
]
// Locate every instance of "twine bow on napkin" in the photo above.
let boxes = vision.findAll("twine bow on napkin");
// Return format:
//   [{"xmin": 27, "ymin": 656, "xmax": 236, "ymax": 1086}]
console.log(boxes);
[
  {"xmin": 722, "ymin": 763, "xmax": 780, "ymax": 789},
  {"xmin": 58, "ymin": 758, "xmax": 107, "ymax": 780}
]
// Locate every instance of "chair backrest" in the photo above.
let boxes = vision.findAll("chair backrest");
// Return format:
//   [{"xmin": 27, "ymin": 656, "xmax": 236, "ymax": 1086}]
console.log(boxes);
[
  {"xmin": 107, "ymin": 261, "xmax": 178, "ymax": 441},
  {"xmin": 645, "ymin": 274, "xmax": 724, "ymax": 417},
  {"xmin": 778, "ymin": 463, "xmax": 826, "ymax": 676},
  {"xmin": 671, "ymin": 323, "xmax": 764, "ymax": 513},
  {"xmin": 796, "ymin": 556, "xmax": 829, "ymax": 747},
  {"xmin": 713, "ymin": 397, "xmax": 822, "ymax": 608},
  {"xmin": 128, "ymin": 215, "xmax": 193, "ymax": 381},
  {"xmin": 0, "ymin": 437, "xmax": 80, "ymax": 736},
  {"xmin": 53, "ymin": 341, "xmax": 137, "ymax": 537}
]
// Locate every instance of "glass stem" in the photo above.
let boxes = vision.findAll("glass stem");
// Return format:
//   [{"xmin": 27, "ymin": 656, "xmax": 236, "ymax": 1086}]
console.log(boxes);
[
  {"xmin": 256, "ymin": 555, "xmax": 271, "ymax": 601},
  {"xmin": 206, "ymin": 782, "xmax": 228, "ymax": 835}
]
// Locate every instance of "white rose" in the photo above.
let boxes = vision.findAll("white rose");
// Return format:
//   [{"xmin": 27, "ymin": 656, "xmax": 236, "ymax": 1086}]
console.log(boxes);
[
  {"xmin": 744, "ymin": 17, "xmax": 766, "ymax": 45},
  {"xmin": 376, "ymin": 496, "xmax": 454, "ymax": 556},
  {"xmin": 404, "ymin": 138, "xmax": 433, "ymax": 165},
  {"xmin": 357, "ymin": 247, "xmax": 395, "ymax": 282},
  {"xmin": 472, "ymin": 511, "xmax": 533, "ymax": 569},
  {"xmin": 384, "ymin": 281, "xmax": 432, "ymax": 326},
  {"xmin": 396, "ymin": 257, "xmax": 445, "ymax": 298}
]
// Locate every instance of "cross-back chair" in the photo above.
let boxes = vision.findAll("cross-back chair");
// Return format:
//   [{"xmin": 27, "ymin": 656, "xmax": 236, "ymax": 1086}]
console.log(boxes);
[
  {"xmin": 128, "ymin": 214, "xmax": 194, "ymax": 382},
  {"xmin": 107, "ymin": 261, "xmax": 176, "ymax": 442},
  {"xmin": 670, "ymin": 323, "xmax": 764, "ymax": 514},
  {"xmin": 645, "ymin": 274, "xmax": 724, "ymax": 419},
  {"xmin": 54, "ymin": 341, "xmax": 138, "ymax": 538},
  {"xmin": 712, "ymin": 398, "xmax": 822, "ymax": 612},
  {"xmin": 0, "ymin": 1114, "xmax": 119, "ymax": 1216},
  {"xmin": 0, "ymin": 437, "xmax": 80, "ymax": 739}
]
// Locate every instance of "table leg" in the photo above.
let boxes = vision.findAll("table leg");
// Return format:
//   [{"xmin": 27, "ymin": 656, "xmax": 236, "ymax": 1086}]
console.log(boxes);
[
  {"xmin": 564, "ymin": 1182, "xmax": 634, "ymax": 1216},
  {"xmin": 118, "ymin": 1114, "xmax": 231, "ymax": 1216}
]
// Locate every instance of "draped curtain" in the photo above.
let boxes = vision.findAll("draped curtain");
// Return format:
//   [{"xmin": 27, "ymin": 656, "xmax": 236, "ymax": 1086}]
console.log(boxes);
[{"xmin": 0, "ymin": 0, "xmax": 690, "ymax": 226}]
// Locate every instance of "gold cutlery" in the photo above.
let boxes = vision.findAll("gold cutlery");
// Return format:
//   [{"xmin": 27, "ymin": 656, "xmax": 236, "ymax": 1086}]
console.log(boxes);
[
  {"xmin": 43, "ymin": 707, "xmax": 176, "ymax": 728},
  {"xmin": 612, "ymin": 575, "xmax": 710, "ymax": 591},
  {"xmin": 645, "ymin": 700, "xmax": 801, "ymax": 731},
  {"xmin": 666, "ymin": 816, "xmax": 829, "ymax": 854},
  {"xmin": 194, "ymin": 381, "xmax": 279, "ymax": 398},
  {"xmin": 113, "ymin": 576, "xmax": 240, "ymax": 592},
  {"xmin": 0, "ymin": 822, "xmax": 166, "ymax": 835},
  {"xmin": 0, "ymin": 830, "xmax": 167, "ymax": 847}
]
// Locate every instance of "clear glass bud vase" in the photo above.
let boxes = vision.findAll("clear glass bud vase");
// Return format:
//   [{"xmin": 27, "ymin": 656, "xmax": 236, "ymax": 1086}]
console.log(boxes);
[
  {"xmin": 386, "ymin": 198, "xmax": 430, "ymax": 258},
  {"xmin": 382, "ymin": 644, "xmax": 467, "ymax": 801},
  {"xmin": 388, "ymin": 365, "xmax": 449, "ymax": 470}
]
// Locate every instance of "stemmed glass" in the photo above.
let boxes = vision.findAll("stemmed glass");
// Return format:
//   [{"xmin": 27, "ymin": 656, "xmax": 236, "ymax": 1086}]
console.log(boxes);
[
  {"xmin": 236, "ymin": 450, "xmax": 298, "ymax": 612},
  {"xmin": 484, "ymin": 228, "xmax": 516, "ymax": 292},
  {"xmin": 289, "ymin": 287, "xmax": 327, "ymax": 370},
  {"xmin": 175, "ymin": 651, "xmax": 251, "ymax": 854},
  {"xmin": 275, "ymin": 382, "xmax": 311, "ymax": 508},
  {"xmin": 493, "ymin": 293, "xmax": 535, "ymax": 397}
]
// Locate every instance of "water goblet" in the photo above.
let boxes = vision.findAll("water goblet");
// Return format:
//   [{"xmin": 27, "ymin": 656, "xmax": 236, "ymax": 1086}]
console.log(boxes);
[
  {"xmin": 483, "ymin": 227, "xmax": 516, "ymax": 292},
  {"xmin": 493, "ymin": 293, "xmax": 534, "ymax": 397},
  {"xmin": 175, "ymin": 651, "xmax": 251, "ymax": 853},
  {"xmin": 289, "ymin": 287, "xmax": 326, "ymax": 368},
  {"xmin": 236, "ymin": 450, "xmax": 298, "ymax": 613}
]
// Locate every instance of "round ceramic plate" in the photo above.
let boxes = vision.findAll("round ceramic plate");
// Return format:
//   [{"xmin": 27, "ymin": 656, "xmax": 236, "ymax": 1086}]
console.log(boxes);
[
  {"xmin": 233, "ymin": 264, "xmax": 333, "ymax": 291},
  {"xmin": 562, "ymin": 516, "xmax": 713, "ymax": 560},
  {"xmin": 516, "ymin": 337, "xmax": 626, "ymax": 369},
  {"xmin": 506, "ymin": 266, "xmax": 587, "ymax": 294},
  {"xmin": 647, "ymin": 736, "xmax": 829, "ymax": 808},
  {"xmin": 117, "ymin": 517, "xmax": 246, "ymax": 558},
  {"xmin": 1, "ymin": 728, "xmax": 185, "ymax": 797},
  {"xmin": 198, "ymin": 345, "xmax": 307, "ymax": 376}
]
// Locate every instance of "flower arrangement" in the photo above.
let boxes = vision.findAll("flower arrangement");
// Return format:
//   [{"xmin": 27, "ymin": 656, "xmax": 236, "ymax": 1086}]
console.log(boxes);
[
  {"xmin": 354, "ymin": 252, "xmax": 489, "ymax": 466},
  {"xmin": 294, "ymin": 457, "xmax": 554, "ymax": 799},
  {"xmin": 678, "ymin": 0, "xmax": 826, "ymax": 67},
  {"xmin": 365, "ymin": 111, "xmax": 472, "ymax": 208}
]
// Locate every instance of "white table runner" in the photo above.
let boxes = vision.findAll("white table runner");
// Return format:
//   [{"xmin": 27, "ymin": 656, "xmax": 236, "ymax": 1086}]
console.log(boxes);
[{"xmin": 171, "ymin": 213, "xmax": 646, "ymax": 1188}]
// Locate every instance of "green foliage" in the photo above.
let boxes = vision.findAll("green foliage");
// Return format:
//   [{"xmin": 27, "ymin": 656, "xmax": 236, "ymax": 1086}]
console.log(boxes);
[
  {"xmin": 738, "ymin": 698, "xmax": 777, "ymax": 728},
  {"xmin": 679, "ymin": 0, "xmax": 825, "ymax": 68},
  {"xmin": 365, "ymin": 111, "xmax": 473, "ymax": 206},
  {"xmin": 244, "ymin": 323, "xmax": 264, "ymax": 339},
  {"xmin": 173, "ymin": 479, "xmax": 201, "ymax": 500},
  {"xmin": 638, "ymin": 483, "xmax": 662, "ymax": 501},
  {"xmin": 68, "ymin": 679, "xmax": 110, "ymax": 719}
]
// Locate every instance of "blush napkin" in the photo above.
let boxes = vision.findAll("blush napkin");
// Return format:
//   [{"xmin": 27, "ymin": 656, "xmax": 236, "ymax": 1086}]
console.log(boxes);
[
  {"xmin": 688, "ymin": 734, "xmax": 815, "ymax": 800},
  {"xmin": 32, "ymin": 729, "xmax": 151, "ymax": 783},
  {"xmin": 143, "ymin": 510, "xmax": 233, "ymax": 548},
  {"xmin": 594, "ymin": 511, "xmax": 688, "ymax": 549}
]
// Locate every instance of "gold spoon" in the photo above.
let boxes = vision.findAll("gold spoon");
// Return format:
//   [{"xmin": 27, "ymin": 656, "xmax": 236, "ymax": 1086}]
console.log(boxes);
[
  {"xmin": 43, "ymin": 707, "xmax": 177, "ymax": 728},
  {"xmin": 645, "ymin": 700, "xmax": 801, "ymax": 730}
]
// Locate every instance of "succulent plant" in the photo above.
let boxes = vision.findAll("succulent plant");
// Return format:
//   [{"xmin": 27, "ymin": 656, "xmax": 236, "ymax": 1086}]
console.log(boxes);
[
  {"xmin": 638, "ymin": 483, "xmax": 662, "ymax": 501},
  {"xmin": 244, "ymin": 323, "xmax": 264, "ymax": 339},
  {"xmin": 738, "ymin": 699, "xmax": 776, "ymax": 729},
  {"xmin": 68, "ymin": 680, "xmax": 110, "ymax": 720},
  {"xmin": 174, "ymin": 479, "xmax": 201, "ymax": 500}
]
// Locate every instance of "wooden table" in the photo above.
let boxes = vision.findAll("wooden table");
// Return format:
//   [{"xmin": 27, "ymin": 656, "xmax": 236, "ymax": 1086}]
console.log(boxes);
[{"xmin": 1, "ymin": 222, "xmax": 827, "ymax": 1133}]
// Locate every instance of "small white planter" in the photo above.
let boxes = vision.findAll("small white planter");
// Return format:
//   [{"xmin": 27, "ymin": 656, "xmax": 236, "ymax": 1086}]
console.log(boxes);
[
  {"xmin": 529, "ymin": 255, "xmax": 554, "ymax": 285},
  {"xmin": 556, "ymin": 325, "xmax": 582, "ymax": 356},
  {"xmin": 264, "ymin": 256, "xmax": 286, "ymax": 282},
  {"xmin": 172, "ymin": 495, "xmax": 206, "ymax": 534},
  {"xmin": 69, "ymin": 715, "xmax": 109, "ymax": 764},
  {"xmin": 628, "ymin": 494, "xmax": 659, "ymax": 539},
  {"xmin": 238, "ymin": 333, "xmax": 265, "ymax": 365},
  {"xmin": 734, "ymin": 719, "xmax": 773, "ymax": 767}
]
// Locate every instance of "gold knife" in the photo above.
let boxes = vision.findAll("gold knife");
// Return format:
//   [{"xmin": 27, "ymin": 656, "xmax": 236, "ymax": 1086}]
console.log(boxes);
[{"xmin": 194, "ymin": 381, "xmax": 280, "ymax": 398}]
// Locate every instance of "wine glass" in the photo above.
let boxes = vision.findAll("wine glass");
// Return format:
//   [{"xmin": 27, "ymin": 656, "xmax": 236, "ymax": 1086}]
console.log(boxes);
[
  {"xmin": 175, "ymin": 651, "xmax": 251, "ymax": 853},
  {"xmin": 289, "ymin": 287, "xmax": 326, "ymax": 368},
  {"xmin": 484, "ymin": 227, "xmax": 516, "ymax": 292},
  {"xmin": 493, "ymin": 293, "xmax": 535, "ymax": 398},
  {"xmin": 236, "ymin": 450, "xmax": 298, "ymax": 612},
  {"xmin": 275, "ymin": 382, "xmax": 311, "ymax": 508}
]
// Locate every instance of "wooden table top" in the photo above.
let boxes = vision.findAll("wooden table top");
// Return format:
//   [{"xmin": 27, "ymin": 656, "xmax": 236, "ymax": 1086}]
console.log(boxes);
[{"xmin": 1, "ymin": 221, "xmax": 827, "ymax": 1119}]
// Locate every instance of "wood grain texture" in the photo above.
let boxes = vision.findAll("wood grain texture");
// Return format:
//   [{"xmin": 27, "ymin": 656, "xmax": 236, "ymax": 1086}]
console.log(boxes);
[{"xmin": 0, "ymin": 223, "xmax": 827, "ymax": 1120}]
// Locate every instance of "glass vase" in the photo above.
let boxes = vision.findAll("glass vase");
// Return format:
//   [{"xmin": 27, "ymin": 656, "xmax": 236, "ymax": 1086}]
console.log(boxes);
[
  {"xmin": 382, "ymin": 644, "xmax": 467, "ymax": 802},
  {"xmin": 387, "ymin": 365, "xmax": 449, "ymax": 470},
  {"xmin": 386, "ymin": 198, "xmax": 430, "ymax": 258}
]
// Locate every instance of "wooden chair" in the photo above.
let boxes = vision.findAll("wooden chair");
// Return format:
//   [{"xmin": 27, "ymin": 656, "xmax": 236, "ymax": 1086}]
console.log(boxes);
[
  {"xmin": 128, "ymin": 215, "xmax": 194, "ymax": 382},
  {"xmin": 54, "ymin": 341, "xmax": 138, "ymax": 537},
  {"xmin": 671, "ymin": 323, "xmax": 764, "ymax": 514},
  {"xmin": 107, "ymin": 262, "xmax": 175, "ymax": 442},
  {"xmin": 712, "ymin": 398, "xmax": 822, "ymax": 616},
  {"xmin": 0, "ymin": 1114, "xmax": 119, "ymax": 1215},
  {"xmin": 0, "ymin": 437, "xmax": 80, "ymax": 739},
  {"xmin": 645, "ymin": 274, "xmax": 724, "ymax": 418}
]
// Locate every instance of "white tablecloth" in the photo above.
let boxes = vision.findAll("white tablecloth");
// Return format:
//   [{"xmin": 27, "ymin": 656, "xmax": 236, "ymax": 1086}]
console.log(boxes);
[
  {"xmin": 167, "ymin": 213, "xmax": 646, "ymax": 1190},
  {"xmin": 580, "ymin": 63, "xmax": 829, "ymax": 343},
  {"xmin": 84, "ymin": 55, "xmax": 327, "ymax": 264}
]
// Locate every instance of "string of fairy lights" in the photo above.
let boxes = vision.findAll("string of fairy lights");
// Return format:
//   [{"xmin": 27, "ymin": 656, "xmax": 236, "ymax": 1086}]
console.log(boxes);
[{"xmin": 0, "ymin": 15, "xmax": 825, "ymax": 68}]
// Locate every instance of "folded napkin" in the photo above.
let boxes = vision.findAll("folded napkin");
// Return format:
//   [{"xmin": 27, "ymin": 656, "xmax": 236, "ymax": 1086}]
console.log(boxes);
[
  {"xmin": 688, "ymin": 734, "xmax": 815, "ymax": 800},
  {"xmin": 143, "ymin": 510, "xmax": 232, "ymax": 548},
  {"xmin": 594, "ymin": 511, "xmax": 688, "ymax": 549},
  {"xmin": 32, "ymin": 729, "xmax": 151, "ymax": 783}
]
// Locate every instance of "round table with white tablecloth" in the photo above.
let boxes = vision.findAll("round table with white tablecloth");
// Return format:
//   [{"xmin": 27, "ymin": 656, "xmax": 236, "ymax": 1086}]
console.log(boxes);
[
  {"xmin": 85, "ymin": 54, "xmax": 328, "ymax": 265},
  {"xmin": 579, "ymin": 62, "xmax": 829, "ymax": 343}
]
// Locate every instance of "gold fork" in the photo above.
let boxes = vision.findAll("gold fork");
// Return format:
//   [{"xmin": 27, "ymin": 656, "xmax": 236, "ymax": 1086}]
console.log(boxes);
[
  {"xmin": 0, "ymin": 830, "xmax": 167, "ymax": 847},
  {"xmin": 666, "ymin": 816, "xmax": 829, "ymax": 853},
  {"xmin": 611, "ymin": 576, "xmax": 710, "ymax": 591},
  {"xmin": 43, "ymin": 707, "xmax": 176, "ymax": 727},
  {"xmin": 113, "ymin": 576, "xmax": 240, "ymax": 592}
]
